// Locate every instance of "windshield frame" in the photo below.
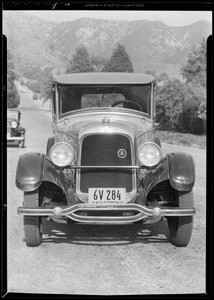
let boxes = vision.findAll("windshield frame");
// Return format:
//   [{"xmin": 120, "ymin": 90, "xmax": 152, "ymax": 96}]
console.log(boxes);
[
  {"xmin": 54, "ymin": 82, "xmax": 155, "ymax": 121},
  {"xmin": 7, "ymin": 110, "xmax": 19, "ymax": 120}
]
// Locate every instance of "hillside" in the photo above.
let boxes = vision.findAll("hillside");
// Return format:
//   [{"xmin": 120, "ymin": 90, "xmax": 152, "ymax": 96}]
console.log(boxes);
[{"xmin": 3, "ymin": 11, "xmax": 212, "ymax": 78}]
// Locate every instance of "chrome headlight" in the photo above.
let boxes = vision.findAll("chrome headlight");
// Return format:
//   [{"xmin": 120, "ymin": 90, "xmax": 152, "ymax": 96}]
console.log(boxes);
[
  {"xmin": 11, "ymin": 121, "xmax": 17, "ymax": 128},
  {"xmin": 138, "ymin": 142, "xmax": 162, "ymax": 167},
  {"xmin": 50, "ymin": 142, "xmax": 74, "ymax": 167}
]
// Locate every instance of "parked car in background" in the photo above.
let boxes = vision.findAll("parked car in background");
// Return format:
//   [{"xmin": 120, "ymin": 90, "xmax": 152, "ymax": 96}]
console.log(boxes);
[
  {"xmin": 16, "ymin": 72, "xmax": 196, "ymax": 247},
  {"xmin": 7, "ymin": 108, "xmax": 25, "ymax": 148},
  {"xmin": 33, "ymin": 93, "xmax": 38, "ymax": 100}
]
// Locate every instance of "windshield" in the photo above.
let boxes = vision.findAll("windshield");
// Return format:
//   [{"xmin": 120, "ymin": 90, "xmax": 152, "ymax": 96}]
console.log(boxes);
[
  {"xmin": 58, "ymin": 84, "xmax": 151, "ymax": 117},
  {"xmin": 7, "ymin": 110, "xmax": 19, "ymax": 119}
]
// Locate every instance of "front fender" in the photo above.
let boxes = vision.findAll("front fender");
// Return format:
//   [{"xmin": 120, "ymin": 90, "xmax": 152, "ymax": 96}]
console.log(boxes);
[
  {"xmin": 143, "ymin": 157, "xmax": 169, "ymax": 198},
  {"xmin": 19, "ymin": 126, "xmax": 26, "ymax": 134},
  {"xmin": 143, "ymin": 152, "xmax": 195, "ymax": 197},
  {"xmin": 15, "ymin": 152, "xmax": 69, "ymax": 194},
  {"xmin": 15, "ymin": 152, "xmax": 44, "ymax": 191},
  {"xmin": 168, "ymin": 152, "xmax": 195, "ymax": 191}
]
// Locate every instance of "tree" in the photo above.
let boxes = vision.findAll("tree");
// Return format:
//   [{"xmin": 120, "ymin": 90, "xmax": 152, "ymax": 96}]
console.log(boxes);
[
  {"xmin": 40, "ymin": 76, "xmax": 53, "ymax": 102},
  {"xmin": 156, "ymin": 79, "xmax": 184, "ymax": 131},
  {"xmin": 91, "ymin": 55, "xmax": 107, "ymax": 72},
  {"xmin": 181, "ymin": 39, "xmax": 206, "ymax": 87},
  {"xmin": 158, "ymin": 72, "xmax": 169, "ymax": 82},
  {"xmin": 156, "ymin": 79, "xmax": 205, "ymax": 134},
  {"xmin": 7, "ymin": 76, "xmax": 20, "ymax": 108},
  {"xmin": 103, "ymin": 44, "xmax": 134, "ymax": 72},
  {"xmin": 180, "ymin": 83, "xmax": 205, "ymax": 134},
  {"xmin": 7, "ymin": 50, "xmax": 20, "ymax": 108},
  {"xmin": 180, "ymin": 39, "xmax": 206, "ymax": 122},
  {"xmin": 66, "ymin": 45, "xmax": 94, "ymax": 73}
]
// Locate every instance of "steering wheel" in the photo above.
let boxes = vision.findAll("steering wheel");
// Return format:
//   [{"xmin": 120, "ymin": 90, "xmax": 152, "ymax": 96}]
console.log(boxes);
[{"xmin": 110, "ymin": 100, "xmax": 143, "ymax": 111}]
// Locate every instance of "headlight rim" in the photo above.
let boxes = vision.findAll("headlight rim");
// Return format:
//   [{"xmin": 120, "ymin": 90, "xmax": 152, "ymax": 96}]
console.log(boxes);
[
  {"xmin": 50, "ymin": 141, "xmax": 74, "ymax": 167},
  {"xmin": 138, "ymin": 141, "xmax": 162, "ymax": 167}
]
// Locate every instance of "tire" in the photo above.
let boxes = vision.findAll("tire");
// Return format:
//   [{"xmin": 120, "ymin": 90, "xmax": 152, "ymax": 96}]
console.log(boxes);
[
  {"xmin": 167, "ymin": 190, "xmax": 194, "ymax": 247},
  {"xmin": 18, "ymin": 140, "xmax": 25, "ymax": 148},
  {"xmin": 23, "ymin": 189, "xmax": 42, "ymax": 247},
  {"xmin": 18, "ymin": 134, "xmax": 25, "ymax": 148}
]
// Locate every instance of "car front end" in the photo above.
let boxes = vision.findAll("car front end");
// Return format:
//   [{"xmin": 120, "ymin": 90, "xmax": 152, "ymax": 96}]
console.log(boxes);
[
  {"xmin": 7, "ymin": 110, "xmax": 25, "ymax": 147},
  {"xmin": 16, "ymin": 73, "xmax": 196, "ymax": 247}
]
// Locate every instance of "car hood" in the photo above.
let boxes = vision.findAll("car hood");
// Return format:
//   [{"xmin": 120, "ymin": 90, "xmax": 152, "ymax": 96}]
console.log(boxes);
[
  {"xmin": 7, "ymin": 118, "xmax": 18, "ymax": 123},
  {"xmin": 54, "ymin": 108, "xmax": 155, "ymax": 146}
]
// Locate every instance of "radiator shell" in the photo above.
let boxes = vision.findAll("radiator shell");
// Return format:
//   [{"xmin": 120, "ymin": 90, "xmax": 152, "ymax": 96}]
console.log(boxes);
[
  {"xmin": 80, "ymin": 134, "xmax": 132, "ymax": 193},
  {"xmin": 76, "ymin": 133, "xmax": 137, "ymax": 202}
]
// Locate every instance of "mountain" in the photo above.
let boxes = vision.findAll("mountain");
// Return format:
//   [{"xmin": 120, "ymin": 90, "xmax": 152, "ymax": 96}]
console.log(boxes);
[{"xmin": 3, "ymin": 11, "xmax": 212, "ymax": 78}]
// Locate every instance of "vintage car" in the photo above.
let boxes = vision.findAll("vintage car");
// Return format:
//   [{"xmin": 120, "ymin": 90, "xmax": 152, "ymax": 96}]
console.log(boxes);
[
  {"xmin": 16, "ymin": 73, "xmax": 196, "ymax": 247},
  {"xmin": 7, "ymin": 108, "xmax": 25, "ymax": 148}
]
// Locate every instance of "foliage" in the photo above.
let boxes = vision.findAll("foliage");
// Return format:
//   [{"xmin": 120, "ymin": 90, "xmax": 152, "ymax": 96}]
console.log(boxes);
[
  {"xmin": 181, "ymin": 39, "xmax": 206, "ymax": 87},
  {"xmin": 156, "ymin": 79, "xmax": 184, "ymax": 131},
  {"xmin": 179, "ymin": 83, "xmax": 205, "ymax": 134},
  {"xmin": 22, "ymin": 64, "xmax": 45, "ymax": 80},
  {"xmin": 103, "ymin": 44, "xmax": 134, "ymax": 72},
  {"xmin": 156, "ymin": 130, "xmax": 206, "ymax": 149},
  {"xmin": 7, "ymin": 50, "xmax": 20, "ymax": 108},
  {"xmin": 26, "ymin": 80, "xmax": 41, "ymax": 93},
  {"xmin": 91, "ymin": 55, "xmax": 107, "ymax": 72},
  {"xmin": 198, "ymin": 100, "xmax": 206, "ymax": 120},
  {"xmin": 180, "ymin": 40, "xmax": 206, "ymax": 120},
  {"xmin": 156, "ymin": 79, "xmax": 205, "ymax": 135},
  {"xmin": 156, "ymin": 40, "xmax": 207, "ymax": 134},
  {"xmin": 7, "ymin": 76, "xmax": 20, "ymax": 108},
  {"xmin": 145, "ymin": 70, "xmax": 156, "ymax": 77},
  {"xmin": 158, "ymin": 72, "xmax": 169, "ymax": 82},
  {"xmin": 40, "ymin": 76, "xmax": 53, "ymax": 101},
  {"xmin": 24, "ymin": 66, "xmax": 54, "ymax": 101},
  {"xmin": 66, "ymin": 45, "xmax": 94, "ymax": 73}
]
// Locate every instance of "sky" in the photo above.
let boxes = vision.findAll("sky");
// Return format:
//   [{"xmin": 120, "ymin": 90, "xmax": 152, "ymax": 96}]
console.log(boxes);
[{"xmin": 23, "ymin": 10, "xmax": 212, "ymax": 27}]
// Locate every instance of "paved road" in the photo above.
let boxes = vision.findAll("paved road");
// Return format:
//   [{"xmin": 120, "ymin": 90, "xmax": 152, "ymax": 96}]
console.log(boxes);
[{"xmin": 7, "ymin": 88, "xmax": 206, "ymax": 295}]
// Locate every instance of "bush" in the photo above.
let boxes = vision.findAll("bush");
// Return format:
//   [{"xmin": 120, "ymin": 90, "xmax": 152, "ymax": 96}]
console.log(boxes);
[{"xmin": 156, "ymin": 130, "xmax": 206, "ymax": 149}]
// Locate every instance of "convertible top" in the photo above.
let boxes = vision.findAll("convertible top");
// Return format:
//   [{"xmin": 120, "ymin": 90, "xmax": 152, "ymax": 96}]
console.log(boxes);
[{"xmin": 53, "ymin": 72, "xmax": 156, "ymax": 85}]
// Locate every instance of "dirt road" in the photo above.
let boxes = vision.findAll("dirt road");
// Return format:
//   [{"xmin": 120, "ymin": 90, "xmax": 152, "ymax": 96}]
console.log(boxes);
[{"xmin": 7, "ymin": 88, "xmax": 206, "ymax": 295}]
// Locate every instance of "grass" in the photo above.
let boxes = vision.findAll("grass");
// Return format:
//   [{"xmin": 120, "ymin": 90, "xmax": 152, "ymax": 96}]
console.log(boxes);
[{"xmin": 156, "ymin": 130, "xmax": 206, "ymax": 149}]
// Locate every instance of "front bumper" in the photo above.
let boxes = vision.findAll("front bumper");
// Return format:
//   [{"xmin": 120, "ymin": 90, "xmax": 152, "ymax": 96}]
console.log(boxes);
[
  {"xmin": 17, "ymin": 203, "xmax": 196, "ymax": 224},
  {"xmin": 7, "ymin": 136, "xmax": 24, "ymax": 142}
]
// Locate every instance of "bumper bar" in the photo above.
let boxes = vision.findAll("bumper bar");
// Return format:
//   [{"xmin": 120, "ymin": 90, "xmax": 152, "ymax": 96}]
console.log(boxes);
[
  {"xmin": 7, "ymin": 137, "xmax": 24, "ymax": 141},
  {"xmin": 17, "ymin": 203, "xmax": 196, "ymax": 224}
]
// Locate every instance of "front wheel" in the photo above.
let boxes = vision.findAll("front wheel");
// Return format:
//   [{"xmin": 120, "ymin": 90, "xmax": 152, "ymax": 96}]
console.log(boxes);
[
  {"xmin": 18, "ymin": 134, "xmax": 25, "ymax": 148},
  {"xmin": 167, "ymin": 190, "xmax": 194, "ymax": 247},
  {"xmin": 18, "ymin": 140, "xmax": 25, "ymax": 148},
  {"xmin": 23, "ymin": 189, "xmax": 42, "ymax": 247}
]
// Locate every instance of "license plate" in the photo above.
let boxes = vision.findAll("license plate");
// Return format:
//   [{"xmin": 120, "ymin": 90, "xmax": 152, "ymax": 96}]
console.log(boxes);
[{"xmin": 88, "ymin": 188, "xmax": 126, "ymax": 204}]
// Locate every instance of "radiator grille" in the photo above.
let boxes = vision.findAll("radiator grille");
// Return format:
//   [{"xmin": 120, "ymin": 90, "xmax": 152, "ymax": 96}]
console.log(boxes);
[{"xmin": 80, "ymin": 134, "xmax": 133, "ymax": 193}]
